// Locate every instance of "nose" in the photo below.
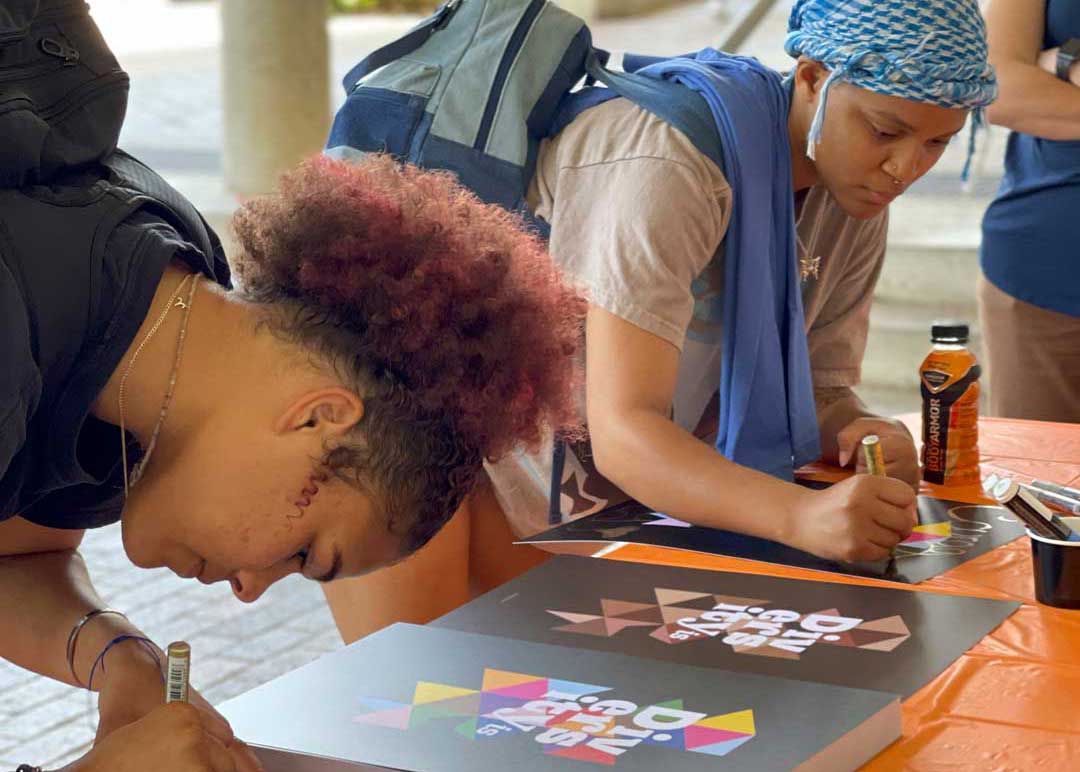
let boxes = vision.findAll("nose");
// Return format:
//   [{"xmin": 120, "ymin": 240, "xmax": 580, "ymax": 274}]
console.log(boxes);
[
  {"xmin": 885, "ymin": 141, "xmax": 928, "ymax": 186},
  {"xmin": 231, "ymin": 559, "xmax": 302, "ymax": 603}
]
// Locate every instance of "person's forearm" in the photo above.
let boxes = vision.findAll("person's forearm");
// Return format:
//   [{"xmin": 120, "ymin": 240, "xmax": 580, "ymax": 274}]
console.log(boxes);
[
  {"xmin": 815, "ymin": 386, "xmax": 875, "ymax": 464},
  {"xmin": 988, "ymin": 60, "xmax": 1080, "ymax": 139},
  {"xmin": 0, "ymin": 549, "xmax": 158, "ymax": 689},
  {"xmin": 589, "ymin": 409, "xmax": 804, "ymax": 544}
]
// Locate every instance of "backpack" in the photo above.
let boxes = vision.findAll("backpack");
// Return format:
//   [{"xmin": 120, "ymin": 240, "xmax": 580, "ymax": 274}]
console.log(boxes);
[
  {"xmin": 0, "ymin": 0, "xmax": 129, "ymax": 188},
  {"xmin": 325, "ymin": 0, "xmax": 724, "ymax": 217}
]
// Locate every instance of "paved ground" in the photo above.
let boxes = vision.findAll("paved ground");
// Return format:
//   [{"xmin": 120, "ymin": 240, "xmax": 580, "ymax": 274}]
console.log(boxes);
[{"xmin": 0, "ymin": 1, "xmax": 746, "ymax": 769}]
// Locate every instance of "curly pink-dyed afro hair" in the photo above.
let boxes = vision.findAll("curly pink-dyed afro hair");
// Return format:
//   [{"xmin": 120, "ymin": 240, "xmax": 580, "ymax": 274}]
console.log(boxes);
[{"xmin": 230, "ymin": 154, "xmax": 584, "ymax": 552}]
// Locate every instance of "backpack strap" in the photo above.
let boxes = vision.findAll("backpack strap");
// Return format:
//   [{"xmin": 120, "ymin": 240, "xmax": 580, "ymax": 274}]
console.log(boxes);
[
  {"xmin": 340, "ymin": 0, "xmax": 462, "ymax": 94},
  {"xmin": 551, "ymin": 50, "xmax": 725, "ymax": 175},
  {"xmin": 102, "ymin": 151, "xmax": 230, "ymax": 287},
  {"xmin": 582, "ymin": 51, "xmax": 725, "ymax": 172}
]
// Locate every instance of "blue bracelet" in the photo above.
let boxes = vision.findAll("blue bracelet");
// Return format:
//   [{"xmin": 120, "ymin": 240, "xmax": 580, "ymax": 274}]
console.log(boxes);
[{"xmin": 87, "ymin": 634, "xmax": 163, "ymax": 691}]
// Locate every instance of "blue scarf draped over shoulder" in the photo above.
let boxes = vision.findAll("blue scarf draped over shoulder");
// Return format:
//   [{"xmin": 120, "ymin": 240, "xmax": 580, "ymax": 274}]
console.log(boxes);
[{"xmin": 637, "ymin": 50, "xmax": 821, "ymax": 479}]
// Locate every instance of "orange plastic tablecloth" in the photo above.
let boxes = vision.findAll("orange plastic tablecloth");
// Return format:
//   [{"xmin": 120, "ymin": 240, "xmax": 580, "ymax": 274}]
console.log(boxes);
[{"xmin": 601, "ymin": 417, "xmax": 1080, "ymax": 771}]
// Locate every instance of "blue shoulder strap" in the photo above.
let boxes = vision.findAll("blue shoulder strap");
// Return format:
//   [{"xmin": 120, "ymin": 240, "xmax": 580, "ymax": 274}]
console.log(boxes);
[
  {"xmin": 550, "ymin": 50, "xmax": 725, "ymax": 173},
  {"xmin": 546, "ymin": 49, "xmax": 726, "ymax": 525}
]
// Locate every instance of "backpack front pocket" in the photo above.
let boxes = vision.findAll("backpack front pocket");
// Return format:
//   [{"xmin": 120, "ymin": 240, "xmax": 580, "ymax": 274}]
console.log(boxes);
[{"xmin": 327, "ymin": 62, "xmax": 440, "ymax": 161}]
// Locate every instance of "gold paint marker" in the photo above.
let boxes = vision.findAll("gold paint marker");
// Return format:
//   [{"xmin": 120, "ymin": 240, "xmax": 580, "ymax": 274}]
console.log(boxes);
[
  {"xmin": 861, "ymin": 435, "xmax": 886, "ymax": 477},
  {"xmin": 165, "ymin": 641, "xmax": 191, "ymax": 703}
]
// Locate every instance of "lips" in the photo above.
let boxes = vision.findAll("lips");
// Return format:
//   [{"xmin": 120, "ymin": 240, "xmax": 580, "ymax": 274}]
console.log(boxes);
[
  {"xmin": 170, "ymin": 557, "xmax": 233, "ymax": 585},
  {"xmin": 197, "ymin": 570, "xmax": 225, "ymax": 585},
  {"xmin": 864, "ymin": 187, "xmax": 898, "ymax": 206},
  {"xmin": 173, "ymin": 558, "xmax": 204, "ymax": 579}
]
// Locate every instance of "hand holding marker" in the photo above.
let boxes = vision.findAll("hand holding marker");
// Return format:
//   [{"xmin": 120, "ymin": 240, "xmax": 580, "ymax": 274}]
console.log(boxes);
[{"xmin": 163, "ymin": 641, "xmax": 268, "ymax": 772}]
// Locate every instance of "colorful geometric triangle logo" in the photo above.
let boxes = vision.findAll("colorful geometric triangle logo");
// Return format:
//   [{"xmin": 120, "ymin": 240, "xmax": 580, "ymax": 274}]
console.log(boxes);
[{"xmin": 353, "ymin": 668, "xmax": 756, "ymax": 766}]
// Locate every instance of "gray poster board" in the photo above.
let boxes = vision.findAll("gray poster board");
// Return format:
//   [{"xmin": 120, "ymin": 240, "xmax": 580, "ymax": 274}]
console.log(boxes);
[{"xmin": 221, "ymin": 623, "xmax": 900, "ymax": 772}]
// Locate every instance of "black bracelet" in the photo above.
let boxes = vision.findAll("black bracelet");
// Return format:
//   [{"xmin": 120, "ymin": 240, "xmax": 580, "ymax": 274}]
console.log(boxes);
[{"xmin": 16, "ymin": 765, "xmax": 42, "ymax": 772}]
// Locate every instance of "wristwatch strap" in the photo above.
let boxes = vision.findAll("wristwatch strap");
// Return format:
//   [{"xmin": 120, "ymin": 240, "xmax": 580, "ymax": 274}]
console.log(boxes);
[{"xmin": 1056, "ymin": 38, "xmax": 1080, "ymax": 81}]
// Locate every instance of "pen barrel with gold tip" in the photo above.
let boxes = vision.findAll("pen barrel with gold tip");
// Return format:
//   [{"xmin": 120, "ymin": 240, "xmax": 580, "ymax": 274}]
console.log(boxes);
[
  {"xmin": 860, "ymin": 435, "xmax": 886, "ymax": 477},
  {"xmin": 165, "ymin": 641, "xmax": 190, "ymax": 704}
]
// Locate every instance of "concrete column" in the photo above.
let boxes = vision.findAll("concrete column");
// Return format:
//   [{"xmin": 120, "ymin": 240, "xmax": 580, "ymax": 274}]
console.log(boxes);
[
  {"xmin": 221, "ymin": 0, "xmax": 330, "ymax": 197},
  {"xmin": 555, "ymin": 0, "xmax": 598, "ymax": 21}
]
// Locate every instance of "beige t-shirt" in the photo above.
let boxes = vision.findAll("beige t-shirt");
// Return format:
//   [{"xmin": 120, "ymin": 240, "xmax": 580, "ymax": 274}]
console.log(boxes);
[{"xmin": 486, "ymin": 98, "xmax": 888, "ymax": 538}]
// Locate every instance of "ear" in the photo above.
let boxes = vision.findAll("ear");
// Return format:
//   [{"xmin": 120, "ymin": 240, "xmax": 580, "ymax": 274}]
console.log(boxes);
[
  {"xmin": 793, "ymin": 57, "xmax": 830, "ymax": 102},
  {"xmin": 274, "ymin": 387, "xmax": 365, "ymax": 440}
]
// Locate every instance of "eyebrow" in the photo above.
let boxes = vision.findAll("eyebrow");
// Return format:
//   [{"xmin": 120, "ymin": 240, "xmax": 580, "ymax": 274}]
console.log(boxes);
[
  {"xmin": 868, "ymin": 109, "xmax": 963, "ymax": 140},
  {"xmin": 314, "ymin": 548, "xmax": 342, "ymax": 583},
  {"xmin": 868, "ymin": 109, "xmax": 914, "ymax": 132}
]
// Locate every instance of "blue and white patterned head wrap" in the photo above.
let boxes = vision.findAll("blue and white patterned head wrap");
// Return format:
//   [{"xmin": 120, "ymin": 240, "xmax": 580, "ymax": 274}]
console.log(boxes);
[{"xmin": 785, "ymin": 0, "xmax": 997, "ymax": 177}]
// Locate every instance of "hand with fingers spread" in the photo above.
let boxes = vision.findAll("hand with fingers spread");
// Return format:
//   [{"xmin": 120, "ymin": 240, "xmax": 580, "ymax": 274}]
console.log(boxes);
[
  {"xmin": 787, "ymin": 474, "xmax": 918, "ymax": 563},
  {"xmin": 837, "ymin": 417, "xmax": 920, "ymax": 489},
  {"xmin": 64, "ymin": 702, "xmax": 249, "ymax": 772}
]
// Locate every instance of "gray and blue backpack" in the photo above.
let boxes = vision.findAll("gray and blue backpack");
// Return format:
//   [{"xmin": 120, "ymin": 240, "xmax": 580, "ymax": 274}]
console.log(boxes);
[{"xmin": 325, "ymin": 0, "xmax": 724, "ymax": 219}]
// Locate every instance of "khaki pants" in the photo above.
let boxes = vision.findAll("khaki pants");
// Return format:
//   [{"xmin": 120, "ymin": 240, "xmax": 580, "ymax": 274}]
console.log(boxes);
[{"xmin": 977, "ymin": 275, "xmax": 1080, "ymax": 423}]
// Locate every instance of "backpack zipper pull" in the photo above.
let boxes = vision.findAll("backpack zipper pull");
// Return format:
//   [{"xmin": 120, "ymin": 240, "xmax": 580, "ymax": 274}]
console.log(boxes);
[{"xmin": 39, "ymin": 37, "xmax": 80, "ymax": 65}]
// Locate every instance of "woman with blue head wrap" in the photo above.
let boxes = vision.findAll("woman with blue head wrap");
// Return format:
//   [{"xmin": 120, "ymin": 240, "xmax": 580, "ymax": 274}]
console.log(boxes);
[
  {"xmin": 484, "ymin": 0, "xmax": 998, "ymax": 561},
  {"xmin": 785, "ymin": 0, "xmax": 997, "ymax": 204}
]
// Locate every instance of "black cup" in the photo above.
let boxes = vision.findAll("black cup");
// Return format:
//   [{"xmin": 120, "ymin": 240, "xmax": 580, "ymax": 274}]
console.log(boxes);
[{"xmin": 1029, "ymin": 517, "xmax": 1080, "ymax": 609}]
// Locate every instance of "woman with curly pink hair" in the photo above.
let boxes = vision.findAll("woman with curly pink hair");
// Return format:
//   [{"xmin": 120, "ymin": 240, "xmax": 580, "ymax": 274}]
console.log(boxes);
[{"xmin": 0, "ymin": 154, "xmax": 583, "ymax": 772}]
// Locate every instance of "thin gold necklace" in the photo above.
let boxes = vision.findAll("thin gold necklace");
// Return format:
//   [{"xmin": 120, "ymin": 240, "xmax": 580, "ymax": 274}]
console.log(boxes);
[{"xmin": 118, "ymin": 273, "xmax": 199, "ymax": 498}]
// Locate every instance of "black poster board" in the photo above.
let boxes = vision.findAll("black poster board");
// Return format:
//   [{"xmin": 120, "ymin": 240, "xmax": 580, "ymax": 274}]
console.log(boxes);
[
  {"xmin": 521, "ymin": 496, "xmax": 1026, "ymax": 584},
  {"xmin": 435, "ymin": 556, "xmax": 1018, "ymax": 698}
]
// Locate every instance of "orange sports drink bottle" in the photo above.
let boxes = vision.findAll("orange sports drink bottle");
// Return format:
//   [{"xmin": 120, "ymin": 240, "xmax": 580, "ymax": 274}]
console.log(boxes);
[{"xmin": 920, "ymin": 321, "xmax": 981, "ymax": 485}]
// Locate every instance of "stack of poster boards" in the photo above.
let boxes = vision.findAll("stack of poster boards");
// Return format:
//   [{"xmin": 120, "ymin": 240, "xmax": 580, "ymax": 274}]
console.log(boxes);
[
  {"xmin": 219, "ymin": 557, "xmax": 1018, "ymax": 771},
  {"xmin": 222, "ymin": 623, "xmax": 900, "ymax": 771}
]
